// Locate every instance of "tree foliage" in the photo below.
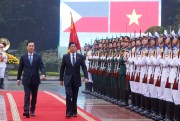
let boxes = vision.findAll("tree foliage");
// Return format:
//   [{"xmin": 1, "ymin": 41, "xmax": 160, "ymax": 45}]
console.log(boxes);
[
  {"xmin": 145, "ymin": 26, "xmax": 166, "ymax": 34},
  {"xmin": 0, "ymin": 0, "xmax": 59, "ymax": 51}
]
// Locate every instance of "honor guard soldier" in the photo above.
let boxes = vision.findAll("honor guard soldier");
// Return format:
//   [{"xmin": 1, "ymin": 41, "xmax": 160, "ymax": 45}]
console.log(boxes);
[
  {"xmin": 156, "ymin": 30, "xmax": 171, "ymax": 120},
  {"xmin": 108, "ymin": 39, "xmax": 115, "ymax": 102},
  {"xmin": 137, "ymin": 33, "xmax": 149, "ymax": 115},
  {"xmin": 170, "ymin": 30, "xmax": 180, "ymax": 121},
  {"xmin": 147, "ymin": 32, "xmax": 159, "ymax": 118},
  {"xmin": 117, "ymin": 36, "xmax": 129, "ymax": 106},
  {"xmin": 112, "ymin": 39, "xmax": 119, "ymax": 103},
  {"xmin": 84, "ymin": 44, "xmax": 93, "ymax": 93},
  {"xmin": 171, "ymin": 29, "xmax": 180, "ymax": 121},
  {"xmin": 101, "ymin": 43, "xmax": 107, "ymax": 99},
  {"xmin": 133, "ymin": 37, "xmax": 142, "ymax": 111},
  {"xmin": 127, "ymin": 37, "xmax": 136, "ymax": 110},
  {"xmin": 91, "ymin": 41, "xmax": 99, "ymax": 96},
  {"xmin": 0, "ymin": 43, "xmax": 7, "ymax": 89},
  {"xmin": 153, "ymin": 32, "xmax": 165, "ymax": 120}
]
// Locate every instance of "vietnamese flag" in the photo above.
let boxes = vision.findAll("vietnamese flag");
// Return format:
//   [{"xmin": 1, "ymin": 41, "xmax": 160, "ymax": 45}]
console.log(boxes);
[
  {"xmin": 69, "ymin": 13, "xmax": 81, "ymax": 50},
  {"xmin": 110, "ymin": 1, "xmax": 159, "ymax": 33}
]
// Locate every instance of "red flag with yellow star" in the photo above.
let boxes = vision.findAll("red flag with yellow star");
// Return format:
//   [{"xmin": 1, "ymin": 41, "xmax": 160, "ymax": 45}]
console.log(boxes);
[
  {"xmin": 69, "ymin": 13, "xmax": 81, "ymax": 50},
  {"xmin": 110, "ymin": 1, "xmax": 159, "ymax": 32}
]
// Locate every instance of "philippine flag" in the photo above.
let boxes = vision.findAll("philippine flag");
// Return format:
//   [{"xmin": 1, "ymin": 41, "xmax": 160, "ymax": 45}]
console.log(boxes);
[
  {"xmin": 62, "ymin": 2, "xmax": 109, "ymax": 32},
  {"xmin": 62, "ymin": 0, "xmax": 160, "ymax": 33}
]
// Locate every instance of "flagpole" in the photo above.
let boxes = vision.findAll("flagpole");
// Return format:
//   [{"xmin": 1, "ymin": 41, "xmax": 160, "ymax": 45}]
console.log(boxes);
[{"xmin": 69, "ymin": 12, "xmax": 82, "ymax": 54}]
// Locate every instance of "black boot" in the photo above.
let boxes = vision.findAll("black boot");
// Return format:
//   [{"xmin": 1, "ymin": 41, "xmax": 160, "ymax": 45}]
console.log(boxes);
[
  {"xmin": 0, "ymin": 78, "xmax": 4, "ymax": 89},
  {"xmin": 118, "ymin": 88, "xmax": 124, "ymax": 106},
  {"xmin": 135, "ymin": 94, "xmax": 144, "ymax": 113},
  {"xmin": 132, "ymin": 93, "xmax": 140, "ymax": 111},
  {"xmin": 154, "ymin": 100, "xmax": 166, "ymax": 120},
  {"xmin": 147, "ymin": 98, "xmax": 155, "ymax": 118},
  {"xmin": 129, "ymin": 92, "xmax": 135, "ymax": 110},
  {"xmin": 141, "ymin": 97, "xmax": 150, "ymax": 116},
  {"xmin": 150, "ymin": 98, "xmax": 159, "ymax": 118},
  {"xmin": 123, "ymin": 89, "xmax": 129, "ymax": 106},
  {"xmin": 89, "ymin": 82, "xmax": 93, "ymax": 93},
  {"xmin": 165, "ymin": 101, "xmax": 174, "ymax": 121},
  {"xmin": 175, "ymin": 104, "xmax": 180, "ymax": 121}
]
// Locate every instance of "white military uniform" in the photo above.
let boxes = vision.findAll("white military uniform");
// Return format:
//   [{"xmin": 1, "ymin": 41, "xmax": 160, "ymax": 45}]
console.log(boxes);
[
  {"xmin": 128, "ymin": 48, "xmax": 136, "ymax": 93},
  {"xmin": 0, "ymin": 51, "xmax": 7, "ymax": 78},
  {"xmin": 160, "ymin": 44, "xmax": 172, "ymax": 102},
  {"xmin": 134, "ymin": 46, "xmax": 141, "ymax": 94},
  {"xmin": 139, "ymin": 46, "xmax": 148, "ymax": 96},
  {"xmin": 156, "ymin": 45, "xmax": 164, "ymax": 100},
  {"xmin": 171, "ymin": 44, "xmax": 180, "ymax": 105},
  {"xmin": 85, "ymin": 50, "xmax": 93, "ymax": 82},
  {"xmin": 147, "ymin": 46, "xmax": 156, "ymax": 98}
]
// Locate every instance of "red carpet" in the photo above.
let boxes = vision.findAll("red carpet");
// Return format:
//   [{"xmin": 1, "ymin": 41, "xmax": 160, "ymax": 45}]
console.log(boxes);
[{"xmin": 2, "ymin": 91, "xmax": 100, "ymax": 121}]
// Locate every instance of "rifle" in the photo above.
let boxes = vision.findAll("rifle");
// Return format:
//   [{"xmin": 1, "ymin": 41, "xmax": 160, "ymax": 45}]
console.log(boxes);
[
  {"xmin": 172, "ymin": 66, "xmax": 179, "ymax": 90},
  {"xmin": 126, "ymin": 34, "xmax": 131, "ymax": 81},
  {"xmin": 130, "ymin": 32, "xmax": 136, "ymax": 81},
  {"xmin": 172, "ymin": 38, "xmax": 179, "ymax": 90},
  {"xmin": 165, "ymin": 35, "xmax": 172, "ymax": 89},
  {"xmin": 135, "ymin": 30, "xmax": 142, "ymax": 82},
  {"xmin": 155, "ymin": 31, "xmax": 165, "ymax": 87},
  {"xmin": 149, "ymin": 37, "xmax": 156, "ymax": 84},
  {"xmin": 142, "ymin": 33, "xmax": 149, "ymax": 84}
]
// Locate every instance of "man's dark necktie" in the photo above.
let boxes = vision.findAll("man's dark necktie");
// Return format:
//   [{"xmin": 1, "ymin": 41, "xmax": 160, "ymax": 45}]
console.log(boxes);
[
  {"xmin": 29, "ymin": 55, "xmax": 32, "ymax": 65},
  {"xmin": 72, "ymin": 53, "xmax": 75, "ymax": 66}
]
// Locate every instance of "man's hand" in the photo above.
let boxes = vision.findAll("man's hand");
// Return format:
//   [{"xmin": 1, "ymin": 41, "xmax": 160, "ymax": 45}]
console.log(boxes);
[
  {"xmin": 83, "ymin": 78, "xmax": 88, "ymax": 83},
  {"xmin": 41, "ymin": 75, "xmax": 46, "ymax": 80},
  {"xmin": 60, "ymin": 81, "xmax": 64, "ymax": 86},
  {"xmin": 17, "ymin": 80, "xmax": 21, "ymax": 86}
]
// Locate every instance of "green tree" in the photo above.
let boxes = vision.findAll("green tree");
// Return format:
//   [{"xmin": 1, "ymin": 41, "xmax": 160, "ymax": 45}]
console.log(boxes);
[{"xmin": 145, "ymin": 26, "xmax": 167, "ymax": 34}]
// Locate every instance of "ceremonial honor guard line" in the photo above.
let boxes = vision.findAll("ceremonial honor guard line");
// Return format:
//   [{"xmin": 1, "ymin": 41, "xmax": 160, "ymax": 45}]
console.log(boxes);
[
  {"xmin": 83, "ymin": 29, "xmax": 180, "ymax": 121},
  {"xmin": 1, "ymin": 91, "xmax": 100, "ymax": 121}
]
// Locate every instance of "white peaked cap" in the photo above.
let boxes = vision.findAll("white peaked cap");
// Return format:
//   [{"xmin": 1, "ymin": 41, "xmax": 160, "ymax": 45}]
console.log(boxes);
[{"xmin": 154, "ymin": 32, "xmax": 159, "ymax": 38}]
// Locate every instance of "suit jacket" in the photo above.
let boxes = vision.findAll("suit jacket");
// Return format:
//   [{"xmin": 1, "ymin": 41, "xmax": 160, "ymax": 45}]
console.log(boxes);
[
  {"xmin": 17, "ymin": 53, "xmax": 46, "ymax": 85},
  {"xmin": 60, "ymin": 53, "xmax": 88, "ymax": 87}
]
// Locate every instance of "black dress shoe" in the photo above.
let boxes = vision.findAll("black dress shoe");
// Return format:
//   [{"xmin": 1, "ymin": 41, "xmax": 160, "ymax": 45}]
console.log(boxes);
[
  {"xmin": 71, "ymin": 113, "xmax": 77, "ymax": 117},
  {"xmin": 30, "ymin": 112, "xmax": 36, "ymax": 116},
  {"xmin": 23, "ymin": 111, "xmax": 30, "ymax": 118},
  {"xmin": 66, "ymin": 113, "xmax": 71, "ymax": 118}
]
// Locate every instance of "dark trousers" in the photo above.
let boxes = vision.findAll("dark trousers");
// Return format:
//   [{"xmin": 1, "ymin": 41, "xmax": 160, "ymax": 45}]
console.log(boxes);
[
  {"xmin": 23, "ymin": 84, "xmax": 39, "ymax": 112},
  {"xmin": 65, "ymin": 78, "xmax": 79, "ymax": 115}
]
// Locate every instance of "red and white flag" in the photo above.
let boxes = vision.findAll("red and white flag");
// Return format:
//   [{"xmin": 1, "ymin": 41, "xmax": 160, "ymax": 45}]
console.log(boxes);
[{"xmin": 110, "ymin": 1, "xmax": 159, "ymax": 32}]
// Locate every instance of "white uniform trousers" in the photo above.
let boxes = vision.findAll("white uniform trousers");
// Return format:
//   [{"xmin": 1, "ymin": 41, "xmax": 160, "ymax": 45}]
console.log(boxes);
[
  {"xmin": 157, "ymin": 81, "xmax": 165, "ymax": 100},
  {"xmin": 138, "ymin": 78, "xmax": 143, "ymax": 94},
  {"xmin": 149, "ymin": 79, "xmax": 158, "ymax": 98},
  {"xmin": 163, "ymin": 84, "xmax": 173, "ymax": 102},
  {"xmin": 85, "ymin": 63, "xmax": 93, "ymax": 83},
  {"xmin": 172, "ymin": 83, "xmax": 180, "ymax": 105},
  {"xmin": 0, "ymin": 67, "xmax": 5, "ymax": 78},
  {"xmin": 142, "ymin": 82, "xmax": 149, "ymax": 97},
  {"xmin": 130, "ymin": 81, "xmax": 135, "ymax": 93}
]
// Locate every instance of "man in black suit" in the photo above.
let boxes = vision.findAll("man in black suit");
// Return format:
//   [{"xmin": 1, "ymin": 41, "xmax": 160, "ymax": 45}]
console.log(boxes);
[
  {"xmin": 17, "ymin": 41, "xmax": 46, "ymax": 118},
  {"xmin": 60, "ymin": 42, "xmax": 88, "ymax": 118}
]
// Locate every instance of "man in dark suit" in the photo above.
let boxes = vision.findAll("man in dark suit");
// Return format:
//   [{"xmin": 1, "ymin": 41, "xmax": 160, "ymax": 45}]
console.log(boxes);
[
  {"xmin": 17, "ymin": 41, "xmax": 46, "ymax": 118},
  {"xmin": 60, "ymin": 42, "xmax": 88, "ymax": 118}
]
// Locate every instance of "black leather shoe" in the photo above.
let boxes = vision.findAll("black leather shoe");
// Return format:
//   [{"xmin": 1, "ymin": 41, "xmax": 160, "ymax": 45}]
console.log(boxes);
[
  {"xmin": 71, "ymin": 113, "xmax": 77, "ymax": 117},
  {"xmin": 66, "ymin": 113, "xmax": 71, "ymax": 118},
  {"xmin": 30, "ymin": 112, "xmax": 36, "ymax": 116},
  {"xmin": 23, "ymin": 111, "xmax": 30, "ymax": 118}
]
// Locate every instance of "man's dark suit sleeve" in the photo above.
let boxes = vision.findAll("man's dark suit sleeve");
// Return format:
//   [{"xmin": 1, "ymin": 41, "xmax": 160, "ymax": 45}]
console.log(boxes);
[
  {"xmin": 60, "ymin": 55, "xmax": 66, "ymax": 81},
  {"xmin": 80, "ymin": 55, "xmax": 88, "ymax": 79},
  {"xmin": 39, "ymin": 55, "xmax": 46, "ymax": 75},
  {"xmin": 17, "ymin": 56, "xmax": 24, "ymax": 80}
]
